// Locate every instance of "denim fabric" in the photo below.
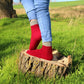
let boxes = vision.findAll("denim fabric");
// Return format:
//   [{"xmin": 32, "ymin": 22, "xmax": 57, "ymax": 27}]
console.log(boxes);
[
  {"xmin": 21, "ymin": 0, "xmax": 52, "ymax": 42},
  {"xmin": 20, "ymin": 0, "xmax": 37, "ymax": 20}
]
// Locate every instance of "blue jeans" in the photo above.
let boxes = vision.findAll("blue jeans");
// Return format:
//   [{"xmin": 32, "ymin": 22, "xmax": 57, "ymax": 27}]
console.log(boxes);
[{"xmin": 20, "ymin": 0, "xmax": 52, "ymax": 42}]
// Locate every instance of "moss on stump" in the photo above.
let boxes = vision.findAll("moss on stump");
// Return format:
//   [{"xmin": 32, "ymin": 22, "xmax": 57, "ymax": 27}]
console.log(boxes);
[{"xmin": 18, "ymin": 49, "xmax": 72, "ymax": 79}]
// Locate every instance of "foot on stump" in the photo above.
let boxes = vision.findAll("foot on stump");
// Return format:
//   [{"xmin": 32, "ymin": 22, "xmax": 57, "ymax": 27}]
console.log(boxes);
[{"xmin": 18, "ymin": 49, "xmax": 72, "ymax": 79}]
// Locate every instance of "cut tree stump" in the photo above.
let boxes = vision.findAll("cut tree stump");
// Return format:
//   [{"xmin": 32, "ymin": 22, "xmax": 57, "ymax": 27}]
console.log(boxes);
[{"xmin": 18, "ymin": 49, "xmax": 72, "ymax": 79}]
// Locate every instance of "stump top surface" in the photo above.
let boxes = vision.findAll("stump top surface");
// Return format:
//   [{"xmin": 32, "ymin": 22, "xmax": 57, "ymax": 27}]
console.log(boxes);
[{"xmin": 21, "ymin": 50, "xmax": 72, "ymax": 68}]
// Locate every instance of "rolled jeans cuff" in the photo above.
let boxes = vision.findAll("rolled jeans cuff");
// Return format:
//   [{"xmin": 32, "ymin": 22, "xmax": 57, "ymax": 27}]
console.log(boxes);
[{"xmin": 27, "ymin": 10, "xmax": 37, "ymax": 21}]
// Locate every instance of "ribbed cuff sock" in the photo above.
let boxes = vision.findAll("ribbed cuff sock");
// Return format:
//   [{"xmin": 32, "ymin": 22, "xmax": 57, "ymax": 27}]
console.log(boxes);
[
  {"xmin": 27, "ymin": 41, "xmax": 53, "ymax": 60},
  {"xmin": 29, "ymin": 20, "xmax": 41, "ymax": 50}
]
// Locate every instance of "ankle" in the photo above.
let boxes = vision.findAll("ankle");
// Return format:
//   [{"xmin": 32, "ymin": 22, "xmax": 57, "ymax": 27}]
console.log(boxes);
[
  {"xmin": 30, "ymin": 19, "xmax": 38, "ymax": 26},
  {"xmin": 42, "ymin": 41, "xmax": 52, "ymax": 47}
]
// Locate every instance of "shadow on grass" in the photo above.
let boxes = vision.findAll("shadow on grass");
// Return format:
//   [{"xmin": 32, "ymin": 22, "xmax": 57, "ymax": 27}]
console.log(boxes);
[
  {"xmin": 17, "ymin": 14, "xmax": 28, "ymax": 19},
  {"xmin": 0, "ymin": 41, "xmax": 15, "ymax": 61},
  {"xmin": 0, "ymin": 14, "xmax": 29, "ymax": 27},
  {"xmin": 0, "ymin": 37, "xmax": 30, "ymax": 61},
  {"xmin": 0, "ymin": 41, "xmax": 16, "ymax": 51}
]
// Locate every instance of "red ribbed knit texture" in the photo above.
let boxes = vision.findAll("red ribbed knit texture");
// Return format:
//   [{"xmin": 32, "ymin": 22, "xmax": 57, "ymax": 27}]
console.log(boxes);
[
  {"xmin": 29, "ymin": 24, "xmax": 41, "ymax": 50},
  {"xmin": 26, "ymin": 45, "xmax": 53, "ymax": 60}
]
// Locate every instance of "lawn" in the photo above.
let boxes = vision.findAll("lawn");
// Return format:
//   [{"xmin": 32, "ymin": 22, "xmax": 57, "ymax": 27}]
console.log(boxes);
[
  {"xmin": 13, "ymin": 0, "xmax": 84, "ymax": 9},
  {"xmin": 0, "ymin": 1, "xmax": 84, "ymax": 84},
  {"xmin": 49, "ymin": 0, "xmax": 84, "ymax": 8}
]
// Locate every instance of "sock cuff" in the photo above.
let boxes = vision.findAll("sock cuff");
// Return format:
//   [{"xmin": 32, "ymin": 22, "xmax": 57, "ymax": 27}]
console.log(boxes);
[
  {"xmin": 30, "ymin": 20, "xmax": 38, "ymax": 26},
  {"xmin": 42, "ymin": 41, "xmax": 52, "ymax": 46}
]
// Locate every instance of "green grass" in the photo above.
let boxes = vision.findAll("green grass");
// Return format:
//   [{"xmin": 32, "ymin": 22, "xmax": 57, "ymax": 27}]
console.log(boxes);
[
  {"xmin": 13, "ymin": 1, "xmax": 84, "ymax": 9},
  {"xmin": 49, "ymin": 1, "xmax": 84, "ymax": 8},
  {"xmin": 0, "ymin": 14, "xmax": 84, "ymax": 84},
  {"xmin": 13, "ymin": 4, "xmax": 23, "ymax": 9}
]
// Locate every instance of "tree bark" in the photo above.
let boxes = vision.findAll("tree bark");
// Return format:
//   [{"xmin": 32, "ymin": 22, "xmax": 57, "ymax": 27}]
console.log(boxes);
[
  {"xmin": 18, "ymin": 49, "xmax": 72, "ymax": 79},
  {"xmin": 0, "ymin": 0, "xmax": 17, "ymax": 19}
]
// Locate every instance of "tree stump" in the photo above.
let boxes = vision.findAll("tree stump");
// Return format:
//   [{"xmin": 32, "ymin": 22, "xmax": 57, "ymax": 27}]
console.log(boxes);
[
  {"xmin": 0, "ymin": 0, "xmax": 17, "ymax": 19},
  {"xmin": 18, "ymin": 49, "xmax": 72, "ymax": 79}
]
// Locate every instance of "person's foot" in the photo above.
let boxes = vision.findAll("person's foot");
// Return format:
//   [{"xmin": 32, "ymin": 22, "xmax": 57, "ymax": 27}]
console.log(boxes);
[
  {"xmin": 29, "ymin": 20, "xmax": 41, "ymax": 50},
  {"xmin": 26, "ymin": 45, "xmax": 53, "ymax": 60}
]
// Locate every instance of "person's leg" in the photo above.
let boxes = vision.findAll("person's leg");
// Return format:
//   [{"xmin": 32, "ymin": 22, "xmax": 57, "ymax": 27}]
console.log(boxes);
[
  {"xmin": 34, "ymin": 0, "xmax": 52, "ymax": 42},
  {"xmin": 20, "ymin": 0, "xmax": 41, "ymax": 50},
  {"xmin": 26, "ymin": 0, "xmax": 53, "ymax": 60}
]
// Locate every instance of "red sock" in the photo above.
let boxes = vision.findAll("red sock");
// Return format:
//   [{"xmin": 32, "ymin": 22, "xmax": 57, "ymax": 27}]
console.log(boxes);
[
  {"xmin": 26, "ymin": 45, "xmax": 53, "ymax": 60},
  {"xmin": 29, "ymin": 24, "xmax": 41, "ymax": 50}
]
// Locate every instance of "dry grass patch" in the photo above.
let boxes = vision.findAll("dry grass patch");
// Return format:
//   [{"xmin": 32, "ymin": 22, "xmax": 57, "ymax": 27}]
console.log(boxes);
[{"xmin": 15, "ymin": 5, "xmax": 84, "ymax": 18}]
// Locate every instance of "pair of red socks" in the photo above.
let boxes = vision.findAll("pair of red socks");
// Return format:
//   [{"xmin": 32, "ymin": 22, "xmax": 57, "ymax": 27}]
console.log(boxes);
[{"xmin": 26, "ymin": 23, "xmax": 53, "ymax": 60}]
